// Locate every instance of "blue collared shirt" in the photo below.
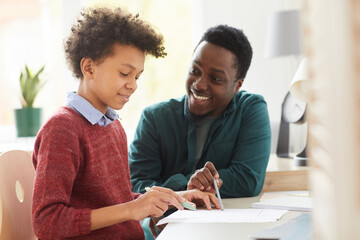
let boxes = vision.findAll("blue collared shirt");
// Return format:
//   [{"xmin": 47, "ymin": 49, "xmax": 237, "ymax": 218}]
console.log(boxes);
[{"xmin": 66, "ymin": 92, "xmax": 119, "ymax": 127}]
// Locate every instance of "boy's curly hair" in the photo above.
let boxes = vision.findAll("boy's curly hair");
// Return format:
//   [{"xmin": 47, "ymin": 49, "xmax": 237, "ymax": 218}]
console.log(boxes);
[{"xmin": 64, "ymin": 7, "xmax": 167, "ymax": 79}]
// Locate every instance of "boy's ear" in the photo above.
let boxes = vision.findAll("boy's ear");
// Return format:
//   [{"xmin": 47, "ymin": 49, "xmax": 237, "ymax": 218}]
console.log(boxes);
[{"xmin": 80, "ymin": 57, "xmax": 95, "ymax": 80}]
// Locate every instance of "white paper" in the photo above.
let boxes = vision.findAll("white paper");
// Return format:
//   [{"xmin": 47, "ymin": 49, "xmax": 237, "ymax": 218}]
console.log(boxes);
[
  {"xmin": 157, "ymin": 209, "xmax": 287, "ymax": 225},
  {"xmin": 251, "ymin": 191, "xmax": 312, "ymax": 212}
]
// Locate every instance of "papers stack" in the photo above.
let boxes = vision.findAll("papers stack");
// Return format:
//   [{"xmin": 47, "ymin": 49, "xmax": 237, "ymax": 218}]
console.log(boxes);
[
  {"xmin": 252, "ymin": 191, "xmax": 312, "ymax": 212},
  {"xmin": 157, "ymin": 208, "xmax": 287, "ymax": 225}
]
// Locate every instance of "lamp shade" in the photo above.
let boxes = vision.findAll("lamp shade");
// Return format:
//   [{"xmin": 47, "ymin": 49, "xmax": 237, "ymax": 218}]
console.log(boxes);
[
  {"xmin": 290, "ymin": 58, "xmax": 309, "ymax": 102},
  {"xmin": 264, "ymin": 9, "xmax": 302, "ymax": 58}
]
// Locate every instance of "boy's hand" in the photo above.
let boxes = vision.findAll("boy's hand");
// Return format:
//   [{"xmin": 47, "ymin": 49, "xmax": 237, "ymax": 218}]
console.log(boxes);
[
  {"xmin": 177, "ymin": 189, "xmax": 221, "ymax": 210},
  {"xmin": 187, "ymin": 161, "xmax": 223, "ymax": 193},
  {"xmin": 148, "ymin": 189, "xmax": 221, "ymax": 238},
  {"xmin": 128, "ymin": 186, "xmax": 185, "ymax": 221}
]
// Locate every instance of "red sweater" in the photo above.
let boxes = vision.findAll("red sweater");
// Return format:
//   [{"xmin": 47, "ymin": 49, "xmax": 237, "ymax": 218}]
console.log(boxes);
[{"xmin": 32, "ymin": 107, "xmax": 144, "ymax": 239}]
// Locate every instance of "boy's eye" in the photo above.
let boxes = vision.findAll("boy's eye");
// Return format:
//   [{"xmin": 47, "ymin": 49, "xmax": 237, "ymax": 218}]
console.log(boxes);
[
  {"xmin": 120, "ymin": 72, "xmax": 128, "ymax": 77},
  {"xmin": 135, "ymin": 73, "xmax": 143, "ymax": 81}
]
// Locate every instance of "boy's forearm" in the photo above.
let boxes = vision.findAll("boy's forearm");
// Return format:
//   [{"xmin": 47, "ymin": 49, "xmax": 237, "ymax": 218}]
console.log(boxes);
[{"xmin": 90, "ymin": 203, "xmax": 132, "ymax": 231}]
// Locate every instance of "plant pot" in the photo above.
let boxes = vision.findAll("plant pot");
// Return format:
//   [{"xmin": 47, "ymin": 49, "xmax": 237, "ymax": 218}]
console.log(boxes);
[{"xmin": 14, "ymin": 108, "xmax": 42, "ymax": 137}]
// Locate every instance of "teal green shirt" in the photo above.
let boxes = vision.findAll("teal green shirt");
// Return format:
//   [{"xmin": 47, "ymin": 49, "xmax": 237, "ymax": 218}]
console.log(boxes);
[{"xmin": 129, "ymin": 90, "xmax": 271, "ymax": 198}]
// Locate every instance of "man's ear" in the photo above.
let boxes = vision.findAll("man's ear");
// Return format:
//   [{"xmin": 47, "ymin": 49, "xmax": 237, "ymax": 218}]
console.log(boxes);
[
  {"xmin": 80, "ymin": 57, "xmax": 95, "ymax": 80},
  {"xmin": 234, "ymin": 79, "xmax": 244, "ymax": 93}
]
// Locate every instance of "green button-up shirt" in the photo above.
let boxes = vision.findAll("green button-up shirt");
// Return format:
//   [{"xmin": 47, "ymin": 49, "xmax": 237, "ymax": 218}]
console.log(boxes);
[{"xmin": 129, "ymin": 90, "xmax": 271, "ymax": 198}]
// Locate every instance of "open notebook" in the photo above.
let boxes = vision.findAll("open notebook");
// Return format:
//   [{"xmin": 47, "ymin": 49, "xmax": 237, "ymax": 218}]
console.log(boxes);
[{"xmin": 252, "ymin": 191, "xmax": 312, "ymax": 211}]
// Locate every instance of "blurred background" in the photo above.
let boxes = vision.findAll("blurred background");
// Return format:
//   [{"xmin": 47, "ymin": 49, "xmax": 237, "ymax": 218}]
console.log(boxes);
[{"xmin": 0, "ymin": 0, "xmax": 302, "ymax": 149}]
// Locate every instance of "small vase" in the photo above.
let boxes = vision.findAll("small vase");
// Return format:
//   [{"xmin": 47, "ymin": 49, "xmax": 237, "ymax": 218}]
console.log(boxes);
[{"xmin": 14, "ymin": 108, "xmax": 42, "ymax": 137}]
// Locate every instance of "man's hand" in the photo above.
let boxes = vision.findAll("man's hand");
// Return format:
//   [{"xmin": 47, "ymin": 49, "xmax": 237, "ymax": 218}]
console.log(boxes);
[{"xmin": 187, "ymin": 161, "xmax": 223, "ymax": 193}]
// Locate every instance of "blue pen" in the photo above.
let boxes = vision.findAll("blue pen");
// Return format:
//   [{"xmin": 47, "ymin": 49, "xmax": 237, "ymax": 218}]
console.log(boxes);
[
  {"xmin": 213, "ymin": 178, "xmax": 224, "ymax": 211},
  {"xmin": 144, "ymin": 187, "xmax": 196, "ymax": 211}
]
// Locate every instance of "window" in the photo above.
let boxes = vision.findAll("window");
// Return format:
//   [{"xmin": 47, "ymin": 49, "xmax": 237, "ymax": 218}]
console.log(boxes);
[{"xmin": 0, "ymin": 0, "xmax": 197, "ymax": 138}]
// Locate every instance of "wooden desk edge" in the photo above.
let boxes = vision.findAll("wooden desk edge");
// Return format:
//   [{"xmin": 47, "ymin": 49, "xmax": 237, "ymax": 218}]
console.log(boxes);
[{"xmin": 262, "ymin": 170, "xmax": 309, "ymax": 192}]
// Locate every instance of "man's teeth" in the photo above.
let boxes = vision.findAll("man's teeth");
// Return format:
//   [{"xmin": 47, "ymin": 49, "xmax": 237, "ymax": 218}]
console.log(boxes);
[{"xmin": 193, "ymin": 92, "xmax": 210, "ymax": 100}]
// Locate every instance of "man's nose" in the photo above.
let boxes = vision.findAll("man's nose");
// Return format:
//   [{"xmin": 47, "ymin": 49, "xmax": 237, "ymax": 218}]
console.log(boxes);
[{"xmin": 193, "ymin": 75, "xmax": 208, "ymax": 90}]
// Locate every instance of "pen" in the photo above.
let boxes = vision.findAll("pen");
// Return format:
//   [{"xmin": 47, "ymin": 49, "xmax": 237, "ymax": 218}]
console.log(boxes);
[
  {"xmin": 213, "ymin": 178, "xmax": 224, "ymax": 211},
  {"xmin": 144, "ymin": 187, "xmax": 197, "ymax": 211}
]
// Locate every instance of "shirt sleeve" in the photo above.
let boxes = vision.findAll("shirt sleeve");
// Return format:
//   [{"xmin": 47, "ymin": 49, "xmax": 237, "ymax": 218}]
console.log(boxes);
[
  {"xmin": 32, "ymin": 116, "xmax": 92, "ymax": 239},
  {"xmin": 129, "ymin": 109, "xmax": 190, "ymax": 193},
  {"xmin": 218, "ymin": 97, "xmax": 271, "ymax": 198}
]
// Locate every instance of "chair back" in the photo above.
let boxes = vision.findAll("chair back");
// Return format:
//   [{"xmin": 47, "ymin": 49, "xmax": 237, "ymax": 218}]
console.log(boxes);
[{"xmin": 0, "ymin": 150, "xmax": 36, "ymax": 240}]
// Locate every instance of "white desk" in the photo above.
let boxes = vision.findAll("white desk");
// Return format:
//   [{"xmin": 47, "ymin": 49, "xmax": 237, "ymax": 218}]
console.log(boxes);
[{"xmin": 156, "ymin": 195, "xmax": 305, "ymax": 240}]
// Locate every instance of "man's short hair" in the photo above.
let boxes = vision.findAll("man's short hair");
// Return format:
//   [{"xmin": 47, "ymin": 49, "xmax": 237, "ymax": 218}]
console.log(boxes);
[{"xmin": 196, "ymin": 25, "xmax": 253, "ymax": 80}]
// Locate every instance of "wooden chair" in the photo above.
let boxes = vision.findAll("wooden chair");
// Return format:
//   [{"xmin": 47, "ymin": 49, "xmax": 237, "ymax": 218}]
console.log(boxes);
[{"xmin": 0, "ymin": 150, "xmax": 36, "ymax": 240}]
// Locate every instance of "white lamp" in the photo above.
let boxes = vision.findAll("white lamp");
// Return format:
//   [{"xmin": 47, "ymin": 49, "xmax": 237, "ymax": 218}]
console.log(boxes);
[
  {"xmin": 264, "ymin": 9, "xmax": 308, "ymax": 164},
  {"xmin": 264, "ymin": 9, "xmax": 302, "ymax": 58},
  {"xmin": 290, "ymin": 58, "xmax": 309, "ymax": 166},
  {"xmin": 290, "ymin": 58, "xmax": 309, "ymax": 102}
]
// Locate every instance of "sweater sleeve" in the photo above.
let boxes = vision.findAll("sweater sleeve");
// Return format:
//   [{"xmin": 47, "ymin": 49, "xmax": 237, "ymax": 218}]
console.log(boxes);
[
  {"xmin": 218, "ymin": 96, "xmax": 271, "ymax": 198},
  {"xmin": 32, "ymin": 115, "xmax": 91, "ymax": 239}
]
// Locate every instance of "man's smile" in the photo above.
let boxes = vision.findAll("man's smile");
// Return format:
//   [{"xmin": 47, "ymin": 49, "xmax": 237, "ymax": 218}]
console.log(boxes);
[{"xmin": 191, "ymin": 89, "xmax": 211, "ymax": 101}]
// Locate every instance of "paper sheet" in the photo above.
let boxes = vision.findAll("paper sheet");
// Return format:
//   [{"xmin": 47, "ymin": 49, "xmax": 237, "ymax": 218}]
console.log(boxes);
[
  {"xmin": 250, "ymin": 213, "xmax": 312, "ymax": 240},
  {"xmin": 252, "ymin": 191, "xmax": 312, "ymax": 212},
  {"xmin": 157, "ymin": 208, "xmax": 287, "ymax": 225}
]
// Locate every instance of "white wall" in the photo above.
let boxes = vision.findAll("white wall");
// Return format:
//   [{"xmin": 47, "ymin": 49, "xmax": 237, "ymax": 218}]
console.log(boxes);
[
  {"xmin": 0, "ymin": 0, "xmax": 303, "ymax": 152},
  {"xmin": 60, "ymin": 0, "xmax": 302, "ymax": 128}
]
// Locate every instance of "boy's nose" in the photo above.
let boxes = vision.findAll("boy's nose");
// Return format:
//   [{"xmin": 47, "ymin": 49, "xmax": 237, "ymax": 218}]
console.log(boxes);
[{"xmin": 126, "ymin": 78, "xmax": 138, "ymax": 92}]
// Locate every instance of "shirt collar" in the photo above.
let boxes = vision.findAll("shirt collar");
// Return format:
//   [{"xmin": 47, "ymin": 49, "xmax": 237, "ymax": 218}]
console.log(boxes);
[{"xmin": 66, "ymin": 92, "xmax": 119, "ymax": 126}]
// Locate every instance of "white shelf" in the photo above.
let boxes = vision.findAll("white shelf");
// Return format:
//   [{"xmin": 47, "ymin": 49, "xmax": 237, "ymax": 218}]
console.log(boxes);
[
  {"xmin": 0, "ymin": 125, "xmax": 135, "ymax": 153},
  {"xmin": 0, "ymin": 125, "xmax": 35, "ymax": 153}
]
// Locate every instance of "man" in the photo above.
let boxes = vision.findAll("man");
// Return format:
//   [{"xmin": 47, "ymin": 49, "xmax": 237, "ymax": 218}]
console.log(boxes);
[{"xmin": 129, "ymin": 24, "xmax": 271, "ymax": 199}]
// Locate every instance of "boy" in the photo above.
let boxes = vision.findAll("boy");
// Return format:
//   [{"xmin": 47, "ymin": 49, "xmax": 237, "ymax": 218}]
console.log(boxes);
[{"xmin": 32, "ymin": 7, "xmax": 219, "ymax": 239}]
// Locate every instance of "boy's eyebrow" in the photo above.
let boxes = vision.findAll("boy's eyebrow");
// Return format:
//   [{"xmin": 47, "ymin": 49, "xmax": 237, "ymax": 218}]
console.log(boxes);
[
  {"xmin": 122, "ymin": 63, "xmax": 136, "ymax": 69},
  {"xmin": 121, "ymin": 63, "xmax": 144, "ymax": 73}
]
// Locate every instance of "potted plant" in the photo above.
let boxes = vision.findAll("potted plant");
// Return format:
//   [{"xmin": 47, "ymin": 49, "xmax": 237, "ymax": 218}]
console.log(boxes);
[{"xmin": 14, "ymin": 65, "xmax": 46, "ymax": 137}]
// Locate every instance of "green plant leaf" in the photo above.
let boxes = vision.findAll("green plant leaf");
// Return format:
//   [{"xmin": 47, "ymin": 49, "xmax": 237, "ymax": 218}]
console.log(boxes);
[
  {"xmin": 30, "ymin": 81, "xmax": 47, "ymax": 107},
  {"xmin": 19, "ymin": 65, "xmax": 46, "ymax": 108},
  {"xmin": 34, "ymin": 65, "xmax": 45, "ymax": 78},
  {"xmin": 19, "ymin": 72, "xmax": 27, "ymax": 107}
]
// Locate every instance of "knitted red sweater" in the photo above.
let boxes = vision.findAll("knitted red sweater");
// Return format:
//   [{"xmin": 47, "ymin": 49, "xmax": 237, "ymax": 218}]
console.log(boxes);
[{"xmin": 32, "ymin": 107, "xmax": 144, "ymax": 239}]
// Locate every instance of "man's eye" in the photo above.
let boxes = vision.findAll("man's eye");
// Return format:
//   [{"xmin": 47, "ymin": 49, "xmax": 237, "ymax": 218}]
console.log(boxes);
[
  {"xmin": 211, "ymin": 77, "xmax": 223, "ymax": 82},
  {"xmin": 189, "ymin": 67, "xmax": 200, "ymax": 75}
]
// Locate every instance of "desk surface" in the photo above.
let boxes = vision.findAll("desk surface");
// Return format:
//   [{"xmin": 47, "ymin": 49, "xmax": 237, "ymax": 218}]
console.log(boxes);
[
  {"xmin": 262, "ymin": 154, "xmax": 309, "ymax": 192},
  {"xmin": 157, "ymin": 195, "xmax": 304, "ymax": 240},
  {"xmin": 266, "ymin": 154, "xmax": 308, "ymax": 172}
]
